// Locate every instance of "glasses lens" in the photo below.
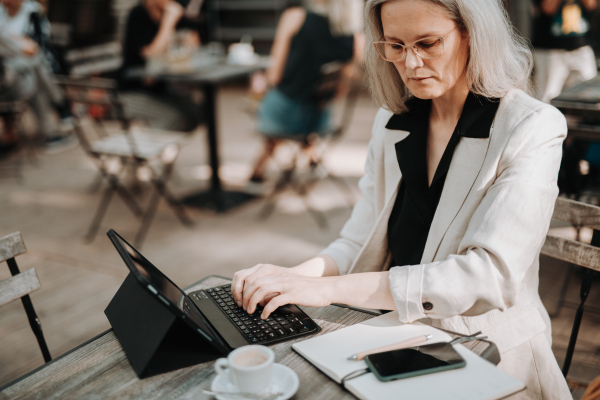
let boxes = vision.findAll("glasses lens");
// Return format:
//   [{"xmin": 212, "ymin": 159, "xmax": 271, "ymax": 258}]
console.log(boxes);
[
  {"xmin": 414, "ymin": 37, "xmax": 443, "ymax": 59},
  {"xmin": 375, "ymin": 42, "xmax": 405, "ymax": 62}
]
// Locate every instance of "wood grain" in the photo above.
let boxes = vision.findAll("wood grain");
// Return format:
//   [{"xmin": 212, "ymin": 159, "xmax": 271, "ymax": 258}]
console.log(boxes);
[
  {"xmin": 0, "ymin": 269, "xmax": 40, "ymax": 307},
  {"xmin": 0, "ymin": 276, "xmax": 493, "ymax": 400},
  {"xmin": 552, "ymin": 197, "xmax": 600, "ymax": 230},
  {"xmin": 0, "ymin": 232, "xmax": 26, "ymax": 264},
  {"xmin": 542, "ymin": 234, "xmax": 600, "ymax": 272}
]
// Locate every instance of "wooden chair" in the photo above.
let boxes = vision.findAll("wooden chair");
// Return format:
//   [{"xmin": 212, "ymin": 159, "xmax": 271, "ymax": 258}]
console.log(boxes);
[
  {"xmin": 0, "ymin": 231, "xmax": 51, "ymax": 363},
  {"xmin": 56, "ymin": 77, "xmax": 194, "ymax": 248},
  {"xmin": 258, "ymin": 61, "xmax": 360, "ymax": 229},
  {"xmin": 541, "ymin": 196, "xmax": 600, "ymax": 377}
]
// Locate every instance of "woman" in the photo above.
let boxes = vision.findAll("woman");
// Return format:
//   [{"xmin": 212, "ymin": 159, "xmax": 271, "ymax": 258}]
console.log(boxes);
[
  {"xmin": 233, "ymin": 0, "xmax": 570, "ymax": 397},
  {"xmin": 249, "ymin": 0, "xmax": 363, "ymax": 182}
]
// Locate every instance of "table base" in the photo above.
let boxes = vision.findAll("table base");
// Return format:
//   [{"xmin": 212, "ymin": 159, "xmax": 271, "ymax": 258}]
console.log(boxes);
[{"xmin": 181, "ymin": 190, "xmax": 257, "ymax": 213}]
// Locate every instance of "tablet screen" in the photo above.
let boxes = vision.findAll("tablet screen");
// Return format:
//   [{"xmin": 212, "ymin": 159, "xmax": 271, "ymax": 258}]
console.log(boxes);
[{"xmin": 108, "ymin": 230, "xmax": 225, "ymax": 349}]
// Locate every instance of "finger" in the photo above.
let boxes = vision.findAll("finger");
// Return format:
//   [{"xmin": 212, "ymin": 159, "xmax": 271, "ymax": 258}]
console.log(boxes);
[
  {"xmin": 247, "ymin": 283, "xmax": 280, "ymax": 315},
  {"xmin": 261, "ymin": 294, "xmax": 291, "ymax": 319},
  {"xmin": 241, "ymin": 271, "xmax": 272, "ymax": 310},
  {"xmin": 232, "ymin": 266, "xmax": 259, "ymax": 305}
]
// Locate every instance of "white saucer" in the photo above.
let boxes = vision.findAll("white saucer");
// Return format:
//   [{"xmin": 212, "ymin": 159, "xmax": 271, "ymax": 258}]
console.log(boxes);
[{"xmin": 210, "ymin": 363, "xmax": 299, "ymax": 400}]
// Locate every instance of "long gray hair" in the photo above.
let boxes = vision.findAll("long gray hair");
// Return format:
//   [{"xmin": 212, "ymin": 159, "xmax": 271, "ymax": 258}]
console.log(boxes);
[{"xmin": 364, "ymin": 0, "xmax": 533, "ymax": 113}]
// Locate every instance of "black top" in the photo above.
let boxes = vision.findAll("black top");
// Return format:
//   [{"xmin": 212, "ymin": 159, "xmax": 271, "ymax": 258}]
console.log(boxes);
[
  {"xmin": 387, "ymin": 93, "xmax": 500, "ymax": 267},
  {"xmin": 532, "ymin": 0, "xmax": 591, "ymax": 50},
  {"xmin": 122, "ymin": 2, "xmax": 196, "ymax": 69},
  {"xmin": 277, "ymin": 11, "xmax": 354, "ymax": 102}
]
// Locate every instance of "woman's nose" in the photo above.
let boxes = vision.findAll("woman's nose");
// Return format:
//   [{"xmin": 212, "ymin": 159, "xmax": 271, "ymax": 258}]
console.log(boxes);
[{"xmin": 404, "ymin": 47, "xmax": 423, "ymax": 69}]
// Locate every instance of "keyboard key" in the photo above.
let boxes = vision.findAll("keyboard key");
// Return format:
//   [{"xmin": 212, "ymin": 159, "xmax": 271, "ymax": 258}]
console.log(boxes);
[
  {"xmin": 267, "ymin": 321, "xmax": 279, "ymax": 326},
  {"xmin": 256, "ymin": 333, "xmax": 265, "ymax": 338},
  {"xmin": 275, "ymin": 317, "xmax": 284, "ymax": 321},
  {"xmin": 257, "ymin": 321, "xmax": 266, "ymax": 325},
  {"xmin": 207, "ymin": 289, "xmax": 213, "ymax": 293},
  {"xmin": 258, "ymin": 337, "xmax": 266, "ymax": 341},
  {"xmin": 222, "ymin": 306, "xmax": 230, "ymax": 310},
  {"xmin": 274, "ymin": 328, "xmax": 286, "ymax": 336},
  {"xmin": 247, "ymin": 333, "xmax": 253, "ymax": 338},
  {"xmin": 232, "ymin": 318, "xmax": 240, "ymax": 322},
  {"xmin": 214, "ymin": 288, "xmax": 222, "ymax": 292},
  {"xmin": 280, "ymin": 320, "xmax": 290, "ymax": 326},
  {"xmin": 240, "ymin": 325, "xmax": 247, "ymax": 330},
  {"xmin": 263, "ymin": 328, "xmax": 273, "ymax": 333},
  {"xmin": 291, "ymin": 321, "xmax": 303, "ymax": 327},
  {"xmin": 240, "ymin": 317, "xmax": 249, "ymax": 321},
  {"xmin": 267, "ymin": 332, "xmax": 276, "ymax": 338},
  {"xmin": 251, "ymin": 329, "xmax": 261, "ymax": 334},
  {"xmin": 236, "ymin": 322, "xmax": 243, "ymax": 326},
  {"xmin": 285, "ymin": 326, "xmax": 297, "ymax": 334},
  {"xmin": 251, "ymin": 338, "xmax": 258, "ymax": 343}
]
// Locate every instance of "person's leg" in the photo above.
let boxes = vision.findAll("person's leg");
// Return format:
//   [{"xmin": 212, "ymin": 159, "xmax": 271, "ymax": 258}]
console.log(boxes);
[
  {"xmin": 563, "ymin": 45, "xmax": 598, "ymax": 89},
  {"xmin": 250, "ymin": 138, "xmax": 280, "ymax": 182},
  {"xmin": 534, "ymin": 49, "xmax": 571, "ymax": 103}
]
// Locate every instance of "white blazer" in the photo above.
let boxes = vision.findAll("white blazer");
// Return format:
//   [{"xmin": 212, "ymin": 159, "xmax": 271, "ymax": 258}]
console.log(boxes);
[{"xmin": 321, "ymin": 89, "xmax": 571, "ymax": 399}]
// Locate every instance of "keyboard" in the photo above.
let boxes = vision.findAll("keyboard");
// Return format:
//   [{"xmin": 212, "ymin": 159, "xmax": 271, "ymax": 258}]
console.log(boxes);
[{"xmin": 204, "ymin": 284, "xmax": 318, "ymax": 344}]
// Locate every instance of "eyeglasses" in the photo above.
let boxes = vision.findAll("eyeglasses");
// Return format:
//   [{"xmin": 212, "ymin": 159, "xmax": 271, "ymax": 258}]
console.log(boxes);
[{"xmin": 373, "ymin": 27, "xmax": 458, "ymax": 62}]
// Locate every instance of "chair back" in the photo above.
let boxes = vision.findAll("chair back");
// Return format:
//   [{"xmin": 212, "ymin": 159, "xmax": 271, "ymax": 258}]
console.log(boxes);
[
  {"xmin": 310, "ymin": 61, "xmax": 359, "ymax": 140},
  {"xmin": 540, "ymin": 197, "xmax": 600, "ymax": 378},
  {"xmin": 0, "ymin": 231, "xmax": 51, "ymax": 362}
]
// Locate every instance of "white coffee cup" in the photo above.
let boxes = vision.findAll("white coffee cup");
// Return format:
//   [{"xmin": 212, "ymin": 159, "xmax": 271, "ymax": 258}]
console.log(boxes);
[{"xmin": 215, "ymin": 345, "xmax": 275, "ymax": 393}]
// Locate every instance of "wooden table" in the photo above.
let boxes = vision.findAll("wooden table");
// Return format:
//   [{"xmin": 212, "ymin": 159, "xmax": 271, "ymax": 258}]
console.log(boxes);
[
  {"xmin": 551, "ymin": 76, "xmax": 600, "ymax": 140},
  {"xmin": 0, "ymin": 276, "xmax": 498, "ymax": 400},
  {"xmin": 125, "ymin": 54, "xmax": 270, "ymax": 213}
]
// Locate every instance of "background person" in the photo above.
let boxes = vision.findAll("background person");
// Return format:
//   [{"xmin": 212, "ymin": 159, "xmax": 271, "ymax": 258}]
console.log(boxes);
[
  {"xmin": 120, "ymin": 0, "xmax": 203, "ymax": 132},
  {"xmin": 248, "ymin": 0, "xmax": 364, "ymax": 183},
  {"xmin": 231, "ymin": 0, "xmax": 571, "ymax": 397},
  {"xmin": 532, "ymin": 0, "xmax": 598, "ymax": 103}
]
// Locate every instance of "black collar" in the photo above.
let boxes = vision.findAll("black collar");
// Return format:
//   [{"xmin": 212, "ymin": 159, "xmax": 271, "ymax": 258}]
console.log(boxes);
[{"xmin": 385, "ymin": 93, "xmax": 500, "ymax": 139}]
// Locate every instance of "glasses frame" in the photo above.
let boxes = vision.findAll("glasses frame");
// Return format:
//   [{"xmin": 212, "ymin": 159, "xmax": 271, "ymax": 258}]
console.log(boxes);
[{"xmin": 373, "ymin": 26, "xmax": 458, "ymax": 62}]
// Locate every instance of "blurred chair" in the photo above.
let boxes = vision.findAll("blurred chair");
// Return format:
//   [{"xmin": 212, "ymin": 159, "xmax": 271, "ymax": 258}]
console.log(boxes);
[
  {"xmin": 541, "ymin": 197, "xmax": 600, "ymax": 380},
  {"xmin": 258, "ymin": 61, "xmax": 359, "ymax": 229},
  {"xmin": 0, "ymin": 100, "xmax": 31, "ymax": 181},
  {"xmin": 0, "ymin": 231, "xmax": 51, "ymax": 363},
  {"xmin": 57, "ymin": 77, "xmax": 193, "ymax": 248}
]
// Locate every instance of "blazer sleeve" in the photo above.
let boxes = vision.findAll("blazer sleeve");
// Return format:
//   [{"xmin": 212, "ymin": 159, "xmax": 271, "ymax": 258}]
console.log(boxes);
[
  {"xmin": 319, "ymin": 108, "xmax": 388, "ymax": 274},
  {"xmin": 389, "ymin": 104, "xmax": 567, "ymax": 323}
]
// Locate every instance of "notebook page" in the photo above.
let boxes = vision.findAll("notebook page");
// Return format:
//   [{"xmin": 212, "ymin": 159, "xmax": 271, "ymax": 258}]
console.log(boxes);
[
  {"xmin": 345, "ymin": 344, "xmax": 525, "ymax": 400},
  {"xmin": 292, "ymin": 311, "xmax": 452, "ymax": 383}
]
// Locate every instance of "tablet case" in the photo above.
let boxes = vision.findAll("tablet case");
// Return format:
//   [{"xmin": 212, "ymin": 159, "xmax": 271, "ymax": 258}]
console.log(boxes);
[{"xmin": 105, "ymin": 273, "xmax": 222, "ymax": 378}]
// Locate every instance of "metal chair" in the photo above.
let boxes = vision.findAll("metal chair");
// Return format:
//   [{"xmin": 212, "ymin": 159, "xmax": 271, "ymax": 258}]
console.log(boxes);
[
  {"xmin": 0, "ymin": 231, "xmax": 51, "ymax": 363},
  {"xmin": 541, "ymin": 197, "xmax": 600, "ymax": 378},
  {"xmin": 258, "ymin": 61, "xmax": 360, "ymax": 229},
  {"xmin": 57, "ymin": 77, "xmax": 194, "ymax": 248}
]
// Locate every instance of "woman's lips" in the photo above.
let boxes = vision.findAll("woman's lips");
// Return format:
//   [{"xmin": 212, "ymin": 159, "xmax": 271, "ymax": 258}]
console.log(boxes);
[{"xmin": 411, "ymin": 77, "xmax": 431, "ymax": 81}]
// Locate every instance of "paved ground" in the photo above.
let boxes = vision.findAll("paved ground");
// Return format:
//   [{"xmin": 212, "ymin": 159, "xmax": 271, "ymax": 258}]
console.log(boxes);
[{"xmin": 0, "ymin": 86, "xmax": 598, "ymax": 397}]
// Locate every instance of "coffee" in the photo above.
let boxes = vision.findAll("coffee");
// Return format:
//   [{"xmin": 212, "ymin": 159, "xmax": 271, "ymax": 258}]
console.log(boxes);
[{"xmin": 234, "ymin": 352, "xmax": 268, "ymax": 367}]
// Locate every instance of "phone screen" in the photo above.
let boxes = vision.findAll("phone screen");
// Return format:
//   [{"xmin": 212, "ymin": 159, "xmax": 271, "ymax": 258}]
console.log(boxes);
[{"xmin": 366, "ymin": 342, "xmax": 465, "ymax": 378}]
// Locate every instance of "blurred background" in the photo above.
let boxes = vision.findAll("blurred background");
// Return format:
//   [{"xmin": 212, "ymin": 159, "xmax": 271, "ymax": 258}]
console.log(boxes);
[{"xmin": 0, "ymin": 0, "xmax": 599, "ymax": 398}]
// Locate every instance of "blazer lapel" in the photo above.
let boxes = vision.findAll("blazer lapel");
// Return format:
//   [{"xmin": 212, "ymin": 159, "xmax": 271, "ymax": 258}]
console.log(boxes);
[
  {"xmin": 420, "ymin": 135, "xmax": 492, "ymax": 263},
  {"xmin": 348, "ymin": 127, "xmax": 408, "ymax": 275}
]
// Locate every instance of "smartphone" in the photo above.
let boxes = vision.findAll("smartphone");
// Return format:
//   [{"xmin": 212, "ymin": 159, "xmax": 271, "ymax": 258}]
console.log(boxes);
[{"xmin": 364, "ymin": 342, "xmax": 466, "ymax": 382}]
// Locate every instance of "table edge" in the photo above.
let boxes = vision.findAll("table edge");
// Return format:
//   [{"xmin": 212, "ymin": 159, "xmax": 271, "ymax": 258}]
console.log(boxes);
[{"xmin": 0, "ymin": 274, "xmax": 231, "ymax": 393}]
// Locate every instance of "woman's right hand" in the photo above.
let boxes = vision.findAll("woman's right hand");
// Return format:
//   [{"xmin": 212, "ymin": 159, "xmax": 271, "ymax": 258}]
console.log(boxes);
[{"xmin": 231, "ymin": 263, "xmax": 296, "ymax": 307}]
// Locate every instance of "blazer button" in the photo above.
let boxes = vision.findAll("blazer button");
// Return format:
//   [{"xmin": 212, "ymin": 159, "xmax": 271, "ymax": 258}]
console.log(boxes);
[{"xmin": 423, "ymin": 302, "xmax": 433, "ymax": 311}]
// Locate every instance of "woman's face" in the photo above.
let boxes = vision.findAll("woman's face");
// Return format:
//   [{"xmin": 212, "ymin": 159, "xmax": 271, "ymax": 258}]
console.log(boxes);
[{"xmin": 380, "ymin": 0, "xmax": 469, "ymax": 101}]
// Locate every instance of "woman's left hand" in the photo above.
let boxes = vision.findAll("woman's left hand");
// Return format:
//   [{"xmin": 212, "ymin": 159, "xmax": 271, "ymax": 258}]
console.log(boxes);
[{"xmin": 242, "ymin": 273, "xmax": 338, "ymax": 319}]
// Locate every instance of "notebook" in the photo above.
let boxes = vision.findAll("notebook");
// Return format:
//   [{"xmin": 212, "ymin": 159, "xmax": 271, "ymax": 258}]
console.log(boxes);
[{"xmin": 292, "ymin": 311, "xmax": 526, "ymax": 400}]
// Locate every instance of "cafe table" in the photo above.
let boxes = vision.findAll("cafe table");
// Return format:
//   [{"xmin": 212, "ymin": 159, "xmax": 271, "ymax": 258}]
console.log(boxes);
[
  {"xmin": 0, "ymin": 276, "xmax": 499, "ymax": 400},
  {"xmin": 125, "ymin": 51, "xmax": 270, "ymax": 213},
  {"xmin": 551, "ymin": 75, "xmax": 600, "ymax": 140}
]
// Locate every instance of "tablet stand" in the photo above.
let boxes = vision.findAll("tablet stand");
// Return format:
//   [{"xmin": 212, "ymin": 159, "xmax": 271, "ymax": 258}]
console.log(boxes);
[{"xmin": 105, "ymin": 273, "xmax": 222, "ymax": 378}]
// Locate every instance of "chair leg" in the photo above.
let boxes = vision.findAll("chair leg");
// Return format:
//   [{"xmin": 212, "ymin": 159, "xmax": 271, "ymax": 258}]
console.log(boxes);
[
  {"xmin": 7, "ymin": 258, "xmax": 51, "ymax": 363},
  {"xmin": 134, "ymin": 189, "xmax": 162, "ymax": 248},
  {"xmin": 152, "ymin": 178, "xmax": 194, "ymax": 227},
  {"xmin": 294, "ymin": 177, "xmax": 328, "ymax": 230},
  {"xmin": 550, "ymin": 264, "xmax": 573, "ymax": 318},
  {"xmin": 258, "ymin": 166, "xmax": 295, "ymax": 220},
  {"xmin": 562, "ymin": 268, "xmax": 594, "ymax": 377},
  {"xmin": 85, "ymin": 184, "xmax": 115, "ymax": 243}
]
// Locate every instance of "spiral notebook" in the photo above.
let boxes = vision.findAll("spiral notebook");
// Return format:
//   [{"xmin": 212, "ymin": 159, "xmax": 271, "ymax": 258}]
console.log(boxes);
[{"xmin": 292, "ymin": 311, "xmax": 525, "ymax": 400}]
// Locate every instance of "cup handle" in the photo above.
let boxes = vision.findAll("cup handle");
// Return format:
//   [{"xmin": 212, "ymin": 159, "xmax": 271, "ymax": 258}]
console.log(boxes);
[{"xmin": 215, "ymin": 358, "xmax": 233, "ymax": 384}]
